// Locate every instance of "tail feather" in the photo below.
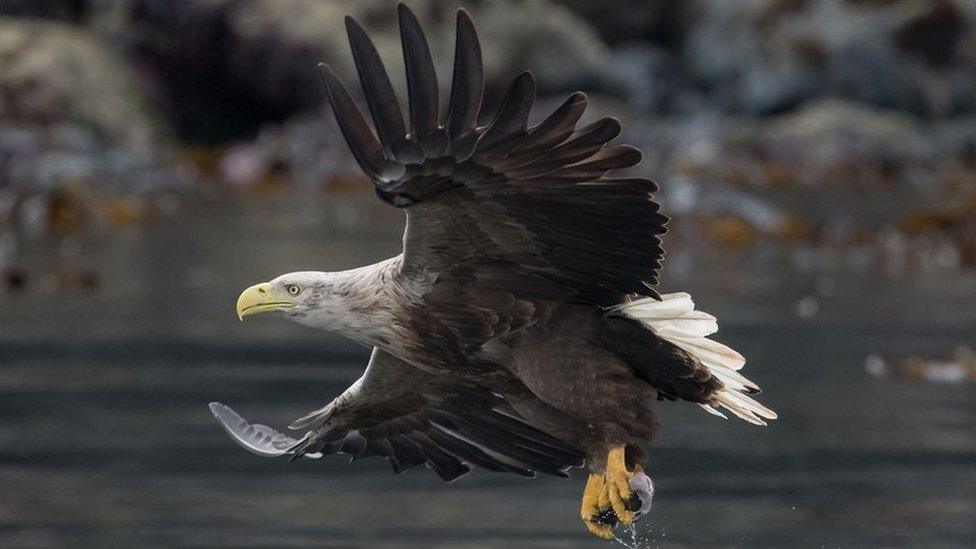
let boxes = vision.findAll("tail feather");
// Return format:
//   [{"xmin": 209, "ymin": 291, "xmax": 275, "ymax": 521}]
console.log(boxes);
[
  {"xmin": 714, "ymin": 390, "xmax": 778, "ymax": 426},
  {"xmin": 613, "ymin": 292, "xmax": 777, "ymax": 426},
  {"xmin": 620, "ymin": 292, "xmax": 694, "ymax": 319},
  {"xmin": 698, "ymin": 403, "xmax": 728, "ymax": 420},
  {"xmin": 709, "ymin": 366, "xmax": 760, "ymax": 394},
  {"xmin": 668, "ymin": 335, "xmax": 746, "ymax": 371},
  {"xmin": 648, "ymin": 310, "xmax": 718, "ymax": 338}
]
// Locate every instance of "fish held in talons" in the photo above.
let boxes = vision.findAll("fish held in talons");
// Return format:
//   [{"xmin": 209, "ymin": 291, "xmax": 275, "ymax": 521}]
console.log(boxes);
[{"xmin": 589, "ymin": 466, "xmax": 654, "ymax": 533}]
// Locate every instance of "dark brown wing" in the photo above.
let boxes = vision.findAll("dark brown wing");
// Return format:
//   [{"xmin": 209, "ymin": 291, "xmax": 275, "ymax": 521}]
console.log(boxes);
[
  {"xmin": 320, "ymin": 6, "xmax": 667, "ymax": 307},
  {"xmin": 282, "ymin": 349, "xmax": 585, "ymax": 481}
]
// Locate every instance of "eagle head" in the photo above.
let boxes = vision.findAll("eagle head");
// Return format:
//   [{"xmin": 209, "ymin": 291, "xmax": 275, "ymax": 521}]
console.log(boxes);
[
  {"xmin": 235, "ymin": 266, "xmax": 396, "ymax": 345},
  {"xmin": 235, "ymin": 272, "xmax": 331, "ymax": 321}
]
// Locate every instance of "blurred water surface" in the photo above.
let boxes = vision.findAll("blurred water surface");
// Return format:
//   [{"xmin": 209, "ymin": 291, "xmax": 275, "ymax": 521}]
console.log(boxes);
[{"xmin": 1, "ymin": 194, "xmax": 974, "ymax": 548}]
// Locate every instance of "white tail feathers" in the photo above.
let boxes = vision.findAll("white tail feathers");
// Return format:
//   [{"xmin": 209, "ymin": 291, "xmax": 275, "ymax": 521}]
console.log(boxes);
[{"xmin": 613, "ymin": 292, "xmax": 778, "ymax": 426}]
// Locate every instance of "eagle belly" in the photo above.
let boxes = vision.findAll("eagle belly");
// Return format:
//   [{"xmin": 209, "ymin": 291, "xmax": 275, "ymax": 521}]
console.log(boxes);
[{"xmin": 493, "ymin": 305, "xmax": 659, "ymax": 468}]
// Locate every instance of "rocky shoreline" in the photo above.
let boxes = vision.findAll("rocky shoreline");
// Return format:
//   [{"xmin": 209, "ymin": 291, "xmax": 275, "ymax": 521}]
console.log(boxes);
[{"xmin": 0, "ymin": 0, "xmax": 972, "ymax": 278}]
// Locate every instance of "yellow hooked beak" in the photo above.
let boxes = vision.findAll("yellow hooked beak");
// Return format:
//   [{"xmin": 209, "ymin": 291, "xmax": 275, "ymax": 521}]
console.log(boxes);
[{"xmin": 236, "ymin": 282, "xmax": 295, "ymax": 320}]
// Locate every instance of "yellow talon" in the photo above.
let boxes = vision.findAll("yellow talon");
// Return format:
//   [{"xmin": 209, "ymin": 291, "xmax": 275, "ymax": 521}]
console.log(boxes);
[
  {"xmin": 580, "ymin": 473, "xmax": 603, "ymax": 521},
  {"xmin": 580, "ymin": 446, "xmax": 639, "ymax": 539},
  {"xmin": 585, "ymin": 519, "xmax": 614, "ymax": 539},
  {"xmin": 581, "ymin": 473, "xmax": 613, "ymax": 539},
  {"xmin": 605, "ymin": 446, "xmax": 636, "ymax": 526}
]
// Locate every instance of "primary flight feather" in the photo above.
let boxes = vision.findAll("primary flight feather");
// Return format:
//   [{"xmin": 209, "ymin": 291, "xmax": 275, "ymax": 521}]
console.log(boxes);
[{"xmin": 214, "ymin": 3, "xmax": 775, "ymax": 539}]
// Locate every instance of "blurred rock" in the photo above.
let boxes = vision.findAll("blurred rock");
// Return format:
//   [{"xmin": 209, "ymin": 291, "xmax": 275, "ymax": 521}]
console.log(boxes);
[
  {"xmin": 795, "ymin": 296, "xmax": 820, "ymax": 319},
  {"xmin": 0, "ymin": 122, "xmax": 193, "ymax": 193},
  {"xmin": 866, "ymin": 346, "xmax": 976, "ymax": 384},
  {"xmin": 683, "ymin": 0, "xmax": 976, "ymax": 117},
  {"xmin": 634, "ymin": 99, "xmax": 972, "ymax": 191},
  {"xmin": 0, "ymin": 0, "xmax": 89, "ymax": 23},
  {"xmin": 218, "ymin": 143, "xmax": 273, "ymax": 188},
  {"xmin": 620, "ymin": 96, "xmax": 974, "ymax": 273},
  {"xmin": 0, "ymin": 16, "xmax": 161, "ymax": 148},
  {"xmin": 0, "ymin": 121, "xmax": 195, "ymax": 242},
  {"xmin": 760, "ymin": 99, "xmax": 925, "ymax": 187},
  {"xmin": 129, "ymin": 0, "xmax": 610, "ymax": 141},
  {"xmin": 864, "ymin": 353, "xmax": 889, "ymax": 378},
  {"xmin": 215, "ymin": 108, "xmax": 354, "ymax": 189},
  {"xmin": 2, "ymin": 266, "xmax": 27, "ymax": 292},
  {"xmin": 552, "ymin": 0, "xmax": 693, "ymax": 48},
  {"xmin": 600, "ymin": 44, "xmax": 686, "ymax": 112},
  {"xmin": 932, "ymin": 116, "xmax": 976, "ymax": 169},
  {"xmin": 0, "ymin": 18, "xmax": 198, "ymax": 242}
]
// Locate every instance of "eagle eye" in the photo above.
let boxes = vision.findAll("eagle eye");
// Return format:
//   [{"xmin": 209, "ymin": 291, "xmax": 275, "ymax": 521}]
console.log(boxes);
[{"xmin": 286, "ymin": 284, "xmax": 301, "ymax": 296}]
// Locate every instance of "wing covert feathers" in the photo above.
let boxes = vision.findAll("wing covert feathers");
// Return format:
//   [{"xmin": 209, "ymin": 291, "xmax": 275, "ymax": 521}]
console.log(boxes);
[{"xmin": 613, "ymin": 293, "xmax": 778, "ymax": 426}]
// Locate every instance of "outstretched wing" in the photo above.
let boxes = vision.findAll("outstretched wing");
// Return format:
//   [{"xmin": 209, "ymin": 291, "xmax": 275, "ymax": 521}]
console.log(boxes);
[
  {"xmin": 211, "ymin": 348, "xmax": 585, "ymax": 482},
  {"xmin": 321, "ymin": 5, "xmax": 667, "ymax": 307}
]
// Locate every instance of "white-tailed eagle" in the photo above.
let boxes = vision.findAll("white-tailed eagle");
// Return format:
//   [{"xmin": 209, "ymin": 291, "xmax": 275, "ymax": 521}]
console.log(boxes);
[{"xmin": 212, "ymin": 3, "xmax": 776, "ymax": 539}]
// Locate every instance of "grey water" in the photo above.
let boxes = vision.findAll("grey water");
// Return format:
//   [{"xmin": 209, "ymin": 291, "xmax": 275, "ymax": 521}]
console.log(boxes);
[{"xmin": 2, "ymin": 194, "xmax": 974, "ymax": 548}]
